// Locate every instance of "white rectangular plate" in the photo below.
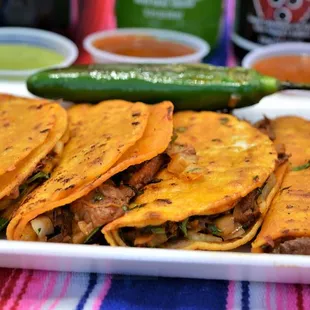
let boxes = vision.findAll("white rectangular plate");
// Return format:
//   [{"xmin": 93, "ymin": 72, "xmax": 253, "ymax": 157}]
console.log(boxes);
[{"xmin": 1, "ymin": 81, "xmax": 310, "ymax": 284}]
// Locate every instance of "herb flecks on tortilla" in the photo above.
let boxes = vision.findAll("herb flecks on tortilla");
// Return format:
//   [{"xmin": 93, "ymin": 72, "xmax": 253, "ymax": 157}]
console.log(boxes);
[
  {"xmin": 292, "ymin": 161, "xmax": 310, "ymax": 171},
  {"xmin": 103, "ymin": 111, "xmax": 280, "ymax": 251}
]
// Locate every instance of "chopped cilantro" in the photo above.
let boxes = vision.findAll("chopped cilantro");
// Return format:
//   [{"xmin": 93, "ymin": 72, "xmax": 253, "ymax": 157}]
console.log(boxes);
[
  {"xmin": 280, "ymin": 186, "xmax": 291, "ymax": 193},
  {"xmin": 175, "ymin": 127, "xmax": 187, "ymax": 133},
  {"xmin": 92, "ymin": 192, "xmax": 104, "ymax": 203},
  {"xmin": 26, "ymin": 171, "xmax": 50, "ymax": 184},
  {"xmin": 130, "ymin": 203, "xmax": 147, "ymax": 211},
  {"xmin": 84, "ymin": 226, "xmax": 101, "ymax": 244},
  {"xmin": 38, "ymin": 228, "xmax": 41, "ymax": 233},
  {"xmin": 292, "ymin": 161, "xmax": 310, "ymax": 171},
  {"xmin": 19, "ymin": 171, "xmax": 51, "ymax": 197},
  {"xmin": 149, "ymin": 178, "xmax": 163, "ymax": 184},
  {"xmin": 0, "ymin": 218, "xmax": 9, "ymax": 232},
  {"xmin": 208, "ymin": 224, "xmax": 222, "ymax": 236},
  {"xmin": 179, "ymin": 218, "xmax": 189, "ymax": 236},
  {"xmin": 122, "ymin": 205, "xmax": 129, "ymax": 212},
  {"xmin": 187, "ymin": 167, "xmax": 202, "ymax": 173},
  {"xmin": 150, "ymin": 227, "xmax": 166, "ymax": 234},
  {"xmin": 137, "ymin": 189, "xmax": 144, "ymax": 196},
  {"xmin": 171, "ymin": 132, "xmax": 178, "ymax": 144},
  {"xmin": 253, "ymin": 175, "xmax": 259, "ymax": 182},
  {"xmin": 220, "ymin": 117, "xmax": 229, "ymax": 125}
]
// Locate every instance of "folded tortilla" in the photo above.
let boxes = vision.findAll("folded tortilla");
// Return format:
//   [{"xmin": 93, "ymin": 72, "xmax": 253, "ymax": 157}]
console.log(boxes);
[
  {"xmin": 103, "ymin": 111, "xmax": 288, "ymax": 250},
  {"xmin": 252, "ymin": 116, "xmax": 310, "ymax": 254},
  {"xmin": 0, "ymin": 94, "xmax": 68, "ymax": 226},
  {"xmin": 7, "ymin": 100, "xmax": 173, "ymax": 243}
]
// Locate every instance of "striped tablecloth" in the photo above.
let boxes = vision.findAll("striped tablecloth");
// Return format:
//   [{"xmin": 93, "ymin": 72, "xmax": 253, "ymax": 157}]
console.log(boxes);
[{"xmin": 0, "ymin": 269, "xmax": 308, "ymax": 310}]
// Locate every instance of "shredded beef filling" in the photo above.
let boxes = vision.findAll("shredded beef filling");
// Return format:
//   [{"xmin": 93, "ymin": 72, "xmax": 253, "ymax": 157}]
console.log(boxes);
[
  {"xmin": 0, "ymin": 148, "xmax": 59, "ymax": 212},
  {"xmin": 255, "ymin": 116, "xmax": 276, "ymax": 141},
  {"xmin": 71, "ymin": 181, "xmax": 134, "ymax": 230},
  {"xmin": 233, "ymin": 190, "xmax": 260, "ymax": 229},
  {"xmin": 255, "ymin": 117, "xmax": 289, "ymax": 168},
  {"xmin": 121, "ymin": 188, "xmax": 262, "ymax": 248},
  {"xmin": 47, "ymin": 207, "xmax": 73, "ymax": 243},
  {"xmin": 266, "ymin": 238, "xmax": 310, "ymax": 255},
  {"xmin": 127, "ymin": 155, "xmax": 167, "ymax": 190},
  {"xmin": 70, "ymin": 154, "xmax": 168, "ymax": 240},
  {"xmin": 275, "ymin": 143, "xmax": 290, "ymax": 168}
]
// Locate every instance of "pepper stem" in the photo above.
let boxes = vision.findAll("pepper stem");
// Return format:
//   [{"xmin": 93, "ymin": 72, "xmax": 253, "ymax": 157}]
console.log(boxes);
[{"xmin": 280, "ymin": 81, "xmax": 310, "ymax": 91}]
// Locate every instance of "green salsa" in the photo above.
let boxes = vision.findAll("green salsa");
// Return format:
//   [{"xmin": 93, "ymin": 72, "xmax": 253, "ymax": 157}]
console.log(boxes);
[{"xmin": 0, "ymin": 44, "xmax": 64, "ymax": 70}]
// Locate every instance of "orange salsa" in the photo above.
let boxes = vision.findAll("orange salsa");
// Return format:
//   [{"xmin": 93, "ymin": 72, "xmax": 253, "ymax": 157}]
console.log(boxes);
[
  {"xmin": 93, "ymin": 35, "xmax": 196, "ymax": 58},
  {"xmin": 253, "ymin": 55, "xmax": 310, "ymax": 84}
]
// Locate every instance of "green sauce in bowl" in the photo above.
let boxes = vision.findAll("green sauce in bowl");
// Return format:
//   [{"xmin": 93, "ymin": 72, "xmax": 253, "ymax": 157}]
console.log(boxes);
[{"xmin": 0, "ymin": 44, "xmax": 64, "ymax": 70}]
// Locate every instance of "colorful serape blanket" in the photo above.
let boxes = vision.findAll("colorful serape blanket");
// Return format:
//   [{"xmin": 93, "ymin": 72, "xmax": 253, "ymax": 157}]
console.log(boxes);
[{"xmin": 0, "ymin": 269, "xmax": 308, "ymax": 310}]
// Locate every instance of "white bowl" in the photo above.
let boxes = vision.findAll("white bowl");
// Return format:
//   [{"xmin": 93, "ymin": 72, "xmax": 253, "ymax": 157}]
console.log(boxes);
[
  {"xmin": 242, "ymin": 42, "xmax": 310, "ymax": 68},
  {"xmin": 0, "ymin": 27, "xmax": 78, "ymax": 78},
  {"xmin": 83, "ymin": 28, "xmax": 210, "ymax": 64}
]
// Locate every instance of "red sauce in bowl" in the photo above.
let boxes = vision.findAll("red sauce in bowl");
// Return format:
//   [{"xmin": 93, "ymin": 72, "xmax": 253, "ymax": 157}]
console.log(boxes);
[
  {"xmin": 93, "ymin": 35, "xmax": 196, "ymax": 58},
  {"xmin": 253, "ymin": 55, "xmax": 310, "ymax": 84}
]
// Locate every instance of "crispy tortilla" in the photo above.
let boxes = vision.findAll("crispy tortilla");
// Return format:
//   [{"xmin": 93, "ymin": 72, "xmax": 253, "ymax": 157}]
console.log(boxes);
[
  {"xmin": 0, "ymin": 94, "xmax": 68, "ymax": 217},
  {"xmin": 0, "ymin": 102, "xmax": 67, "ymax": 202},
  {"xmin": 7, "ymin": 100, "xmax": 173, "ymax": 241},
  {"xmin": 252, "ymin": 117, "xmax": 310, "ymax": 253},
  {"xmin": 103, "ymin": 111, "xmax": 283, "ymax": 250},
  {"xmin": 0, "ymin": 94, "xmax": 59, "ymax": 176}
]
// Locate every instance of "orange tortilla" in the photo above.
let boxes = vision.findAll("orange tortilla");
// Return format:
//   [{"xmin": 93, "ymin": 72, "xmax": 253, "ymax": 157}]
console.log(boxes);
[
  {"xmin": 0, "ymin": 102, "xmax": 67, "ymax": 202},
  {"xmin": 103, "ymin": 111, "xmax": 280, "ymax": 250},
  {"xmin": 7, "ymin": 100, "xmax": 173, "ymax": 242},
  {"xmin": 252, "ymin": 116, "xmax": 310, "ymax": 252},
  {"xmin": 0, "ymin": 94, "xmax": 59, "ymax": 176}
]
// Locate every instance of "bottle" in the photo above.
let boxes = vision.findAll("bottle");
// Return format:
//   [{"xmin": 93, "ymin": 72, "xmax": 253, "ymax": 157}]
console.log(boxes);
[
  {"xmin": 232, "ymin": 0, "xmax": 310, "ymax": 63},
  {"xmin": 0, "ymin": 0, "xmax": 71, "ymax": 38},
  {"xmin": 115, "ymin": 0, "xmax": 223, "ymax": 51}
]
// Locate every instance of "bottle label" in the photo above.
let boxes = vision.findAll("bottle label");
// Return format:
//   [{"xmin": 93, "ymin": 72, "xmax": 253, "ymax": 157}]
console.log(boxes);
[
  {"xmin": 233, "ymin": 0, "xmax": 310, "ymax": 51},
  {"xmin": 116, "ymin": 0, "xmax": 223, "ymax": 49}
]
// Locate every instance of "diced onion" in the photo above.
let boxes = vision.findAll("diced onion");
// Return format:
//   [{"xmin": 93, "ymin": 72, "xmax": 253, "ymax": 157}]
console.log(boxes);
[
  {"xmin": 187, "ymin": 231, "xmax": 222, "ymax": 243},
  {"xmin": 77, "ymin": 220, "xmax": 93, "ymax": 236},
  {"xmin": 167, "ymin": 154, "xmax": 191, "ymax": 176},
  {"xmin": 223, "ymin": 225, "xmax": 245, "ymax": 240},
  {"xmin": 147, "ymin": 234, "xmax": 168, "ymax": 247},
  {"xmin": 21, "ymin": 223, "xmax": 38, "ymax": 241},
  {"xmin": 257, "ymin": 173, "xmax": 276, "ymax": 204},
  {"xmin": 214, "ymin": 215, "xmax": 235, "ymax": 236},
  {"xmin": 30, "ymin": 215, "xmax": 54, "ymax": 238},
  {"xmin": 134, "ymin": 234, "xmax": 154, "ymax": 246},
  {"xmin": 54, "ymin": 141, "xmax": 64, "ymax": 155}
]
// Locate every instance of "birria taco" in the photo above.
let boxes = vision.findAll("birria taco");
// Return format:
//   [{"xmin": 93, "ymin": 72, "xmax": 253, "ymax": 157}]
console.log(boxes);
[
  {"xmin": 103, "ymin": 111, "xmax": 288, "ymax": 250},
  {"xmin": 252, "ymin": 116, "xmax": 310, "ymax": 254},
  {"xmin": 0, "ymin": 94, "xmax": 68, "ymax": 229},
  {"xmin": 7, "ymin": 100, "xmax": 173, "ymax": 243}
]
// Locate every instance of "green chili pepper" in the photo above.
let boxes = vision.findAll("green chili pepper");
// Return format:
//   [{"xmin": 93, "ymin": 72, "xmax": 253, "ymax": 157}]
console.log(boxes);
[{"xmin": 27, "ymin": 64, "xmax": 310, "ymax": 111}]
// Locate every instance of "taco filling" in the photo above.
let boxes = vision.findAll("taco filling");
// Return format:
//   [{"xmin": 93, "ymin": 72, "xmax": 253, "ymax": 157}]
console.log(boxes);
[
  {"xmin": 29, "ymin": 154, "xmax": 168, "ymax": 243},
  {"xmin": 119, "ymin": 172, "xmax": 276, "ymax": 248},
  {"xmin": 7, "ymin": 100, "xmax": 174, "ymax": 244},
  {"xmin": 260, "ymin": 237, "xmax": 310, "ymax": 255},
  {"xmin": 252, "ymin": 116, "xmax": 310, "ymax": 255},
  {"xmin": 0, "ymin": 139, "xmax": 66, "ymax": 231}
]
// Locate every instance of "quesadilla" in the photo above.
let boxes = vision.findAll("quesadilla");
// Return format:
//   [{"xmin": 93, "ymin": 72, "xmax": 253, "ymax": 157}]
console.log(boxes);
[
  {"xmin": 252, "ymin": 116, "xmax": 310, "ymax": 254},
  {"xmin": 7, "ymin": 100, "xmax": 173, "ymax": 244},
  {"xmin": 103, "ymin": 111, "xmax": 288, "ymax": 250},
  {"xmin": 0, "ymin": 94, "xmax": 68, "ymax": 228}
]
